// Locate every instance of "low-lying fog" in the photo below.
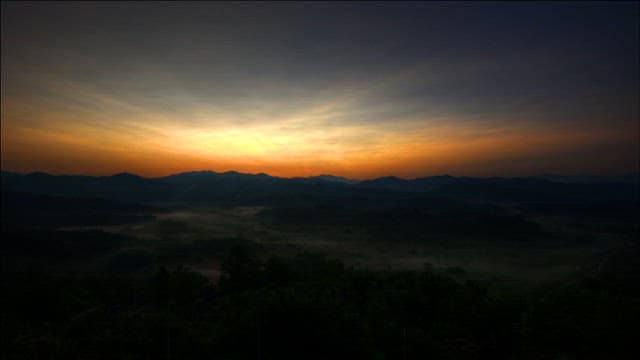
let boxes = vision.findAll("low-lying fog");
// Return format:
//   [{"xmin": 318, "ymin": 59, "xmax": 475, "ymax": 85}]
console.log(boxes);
[{"xmin": 56, "ymin": 204, "xmax": 627, "ymax": 293}]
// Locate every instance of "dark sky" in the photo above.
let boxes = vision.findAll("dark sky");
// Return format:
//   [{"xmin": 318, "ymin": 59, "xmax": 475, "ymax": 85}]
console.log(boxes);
[{"xmin": 2, "ymin": 2, "xmax": 638, "ymax": 178}]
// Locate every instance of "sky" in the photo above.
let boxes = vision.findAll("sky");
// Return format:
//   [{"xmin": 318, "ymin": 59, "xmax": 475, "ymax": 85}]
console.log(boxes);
[{"xmin": 1, "ymin": 2, "xmax": 638, "ymax": 179}]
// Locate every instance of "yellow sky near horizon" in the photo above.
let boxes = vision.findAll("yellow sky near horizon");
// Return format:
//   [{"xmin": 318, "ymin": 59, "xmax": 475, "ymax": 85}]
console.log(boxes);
[
  {"xmin": 2, "ymin": 2, "xmax": 638, "ymax": 179},
  {"xmin": 2, "ymin": 101, "xmax": 636, "ymax": 179}
]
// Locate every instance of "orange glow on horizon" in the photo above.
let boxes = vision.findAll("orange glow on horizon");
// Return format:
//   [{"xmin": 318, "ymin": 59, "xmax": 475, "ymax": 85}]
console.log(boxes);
[
  {"xmin": 2, "ymin": 2, "xmax": 638, "ymax": 180},
  {"xmin": 2, "ymin": 109, "xmax": 636, "ymax": 179}
]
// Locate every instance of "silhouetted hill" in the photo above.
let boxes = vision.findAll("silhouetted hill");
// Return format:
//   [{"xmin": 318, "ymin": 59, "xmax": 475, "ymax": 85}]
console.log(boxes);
[
  {"xmin": 1, "ymin": 170, "xmax": 637, "ymax": 205},
  {"xmin": 359, "ymin": 174, "xmax": 638, "ymax": 202},
  {"xmin": 358, "ymin": 176, "xmax": 411, "ymax": 190},
  {"xmin": 305, "ymin": 175, "xmax": 358, "ymax": 184},
  {"xmin": 0, "ymin": 170, "xmax": 22, "ymax": 179},
  {"xmin": 1, "ymin": 190, "xmax": 157, "ymax": 229},
  {"xmin": 1, "ymin": 171, "xmax": 371, "ymax": 204},
  {"xmin": 1, "ymin": 172, "xmax": 171, "ymax": 202},
  {"xmin": 106, "ymin": 172, "xmax": 149, "ymax": 184},
  {"xmin": 156, "ymin": 170, "xmax": 219, "ymax": 183},
  {"xmin": 535, "ymin": 173, "xmax": 640, "ymax": 184}
]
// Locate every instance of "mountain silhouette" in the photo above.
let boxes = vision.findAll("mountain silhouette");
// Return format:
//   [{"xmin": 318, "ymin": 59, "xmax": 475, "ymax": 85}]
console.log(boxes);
[{"xmin": 1, "ymin": 170, "xmax": 637, "ymax": 204}]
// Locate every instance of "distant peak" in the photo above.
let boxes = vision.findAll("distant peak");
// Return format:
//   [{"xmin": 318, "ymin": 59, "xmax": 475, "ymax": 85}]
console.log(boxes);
[
  {"xmin": 310, "ymin": 175, "xmax": 358, "ymax": 184},
  {"xmin": 110, "ymin": 172, "xmax": 141, "ymax": 178},
  {"xmin": 175, "ymin": 170, "xmax": 217, "ymax": 176},
  {"xmin": 371, "ymin": 176, "xmax": 405, "ymax": 181}
]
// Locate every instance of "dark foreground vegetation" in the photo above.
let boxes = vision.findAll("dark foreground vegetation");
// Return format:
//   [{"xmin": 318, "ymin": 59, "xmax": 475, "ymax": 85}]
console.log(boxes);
[{"xmin": 2, "ymin": 248, "xmax": 639, "ymax": 360}]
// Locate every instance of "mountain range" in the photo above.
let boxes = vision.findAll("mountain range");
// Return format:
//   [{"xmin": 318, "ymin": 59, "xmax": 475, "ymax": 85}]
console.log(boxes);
[{"xmin": 2, "ymin": 170, "xmax": 638, "ymax": 204}]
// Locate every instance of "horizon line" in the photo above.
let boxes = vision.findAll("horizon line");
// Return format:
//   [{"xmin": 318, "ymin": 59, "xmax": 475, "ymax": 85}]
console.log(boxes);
[{"xmin": 2, "ymin": 168, "xmax": 638, "ymax": 182}]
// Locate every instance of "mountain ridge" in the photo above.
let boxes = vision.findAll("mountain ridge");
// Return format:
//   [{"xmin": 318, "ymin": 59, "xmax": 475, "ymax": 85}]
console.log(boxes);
[
  {"xmin": 2, "ymin": 170, "xmax": 637, "ymax": 205},
  {"xmin": 3, "ymin": 170, "xmax": 638, "ymax": 183}
]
